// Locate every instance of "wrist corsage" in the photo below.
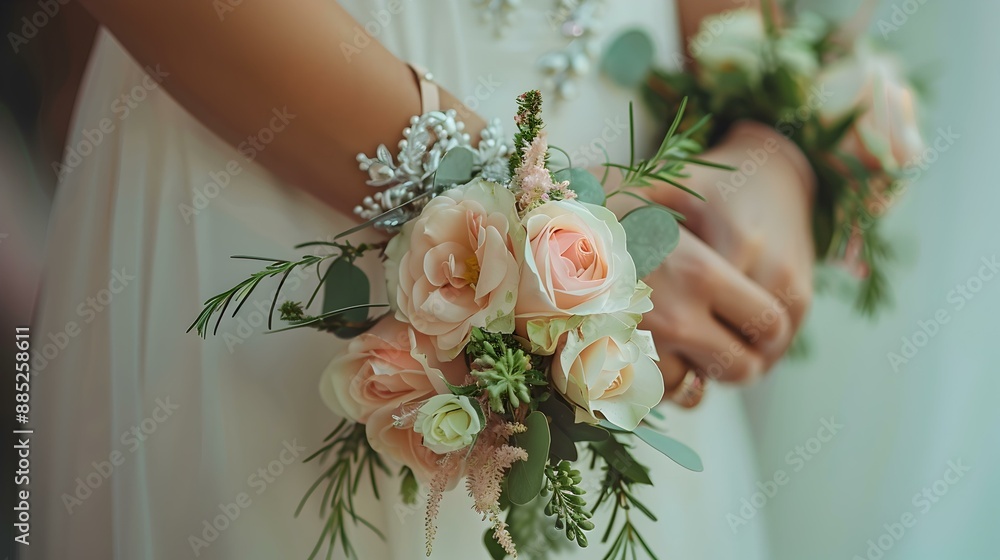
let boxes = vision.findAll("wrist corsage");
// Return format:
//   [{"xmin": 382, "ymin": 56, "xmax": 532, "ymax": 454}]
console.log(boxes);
[{"xmin": 602, "ymin": 7, "xmax": 928, "ymax": 315}]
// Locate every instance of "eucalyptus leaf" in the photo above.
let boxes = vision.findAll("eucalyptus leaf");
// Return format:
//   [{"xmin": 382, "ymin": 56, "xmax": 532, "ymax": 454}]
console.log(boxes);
[
  {"xmin": 484, "ymin": 529, "xmax": 507, "ymax": 560},
  {"xmin": 508, "ymin": 411, "xmax": 550, "ymax": 505},
  {"xmin": 621, "ymin": 205, "xmax": 680, "ymax": 278},
  {"xmin": 553, "ymin": 168, "xmax": 606, "ymax": 205},
  {"xmin": 548, "ymin": 429, "xmax": 578, "ymax": 463},
  {"xmin": 602, "ymin": 29, "xmax": 656, "ymax": 88},
  {"xmin": 633, "ymin": 426, "xmax": 704, "ymax": 472},
  {"xmin": 433, "ymin": 147, "xmax": 476, "ymax": 190},
  {"xmin": 322, "ymin": 259, "xmax": 370, "ymax": 337}
]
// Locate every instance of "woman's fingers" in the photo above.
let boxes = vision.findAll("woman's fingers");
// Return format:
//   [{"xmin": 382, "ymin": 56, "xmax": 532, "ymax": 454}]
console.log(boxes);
[
  {"xmin": 710, "ymin": 259, "xmax": 793, "ymax": 364},
  {"xmin": 656, "ymin": 353, "xmax": 707, "ymax": 408},
  {"xmin": 644, "ymin": 229, "xmax": 772, "ymax": 388},
  {"xmin": 647, "ymin": 311, "xmax": 765, "ymax": 384}
]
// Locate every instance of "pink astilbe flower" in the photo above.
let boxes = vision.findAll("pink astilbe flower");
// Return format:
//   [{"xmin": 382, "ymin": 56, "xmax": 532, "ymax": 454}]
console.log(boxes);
[
  {"xmin": 513, "ymin": 132, "xmax": 575, "ymax": 214},
  {"xmin": 425, "ymin": 452, "xmax": 460, "ymax": 556},
  {"xmin": 465, "ymin": 421, "xmax": 528, "ymax": 557}
]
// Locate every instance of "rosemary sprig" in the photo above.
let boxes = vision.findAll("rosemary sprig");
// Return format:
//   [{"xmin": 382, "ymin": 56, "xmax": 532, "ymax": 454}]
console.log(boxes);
[
  {"xmin": 186, "ymin": 241, "xmax": 382, "ymax": 338},
  {"xmin": 295, "ymin": 421, "xmax": 390, "ymax": 560},
  {"xmin": 605, "ymin": 99, "xmax": 733, "ymax": 217},
  {"xmin": 589, "ymin": 441, "xmax": 659, "ymax": 560}
]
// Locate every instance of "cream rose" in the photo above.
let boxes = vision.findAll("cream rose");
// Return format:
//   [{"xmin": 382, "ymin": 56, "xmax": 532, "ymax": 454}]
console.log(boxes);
[
  {"xmin": 319, "ymin": 318, "xmax": 462, "ymax": 423},
  {"xmin": 516, "ymin": 200, "xmax": 638, "ymax": 326},
  {"xmin": 692, "ymin": 10, "xmax": 768, "ymax": 87},
  {"xmin": 385, "ymin": 178, "xmax": 523, "ymax": 361},
  {"xmin": 817, "ymin": 44, "xmax": 924, "ymax": 170},
  {"xmin": 366, "ymin": 406, "xmax": 464, "ymax": 487},
  {"xmin": 413, "ymin": 394, "xmax": 483, "ymax": 454},
  {"xmin": 551, "ymin": 315, "xmax": 663, "ymax": 431}
]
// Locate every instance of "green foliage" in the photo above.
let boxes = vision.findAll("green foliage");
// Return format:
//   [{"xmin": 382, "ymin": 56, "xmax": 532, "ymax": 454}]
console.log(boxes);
[
  {"xmin": 601, "ymin": 29, "xmax": 655, "ymax": 88},
  {"xmin": 322, "ymin": 258, "xmax": 371, "ymax": 338},
  {"xmin": 631, "ymin": 426, "xmax": 703, "ymax": 472},
  {"xmin": 542, "ymin": 461, "xmax": 594, "ymax": 548},
  {"xmin": 620, "ymin": 206, "xmax": 680, "ymax": 278},
  {"xmin": 466, "ymin": 328, "xmax": 547, "ymax": 414},
  {"xmin": 507, "ymin": 411, "xmax": 551, "ymax": 506},
  {"xmin": 540, "ymin": 396, "xmax": 609, "ymax": 463},
  {"xmin": 295, "ymin": 421, "xmax": 389, "ymax": 560},
  {"xmin": 399, "ymin": 466, "xmax": 418, "ymax": 506},
  {"xmin": 589, "ymin": 439, "xmax": 659, "ymax": 560},
  {"xmin": 553, "ymin": 167, "xmax": 606, "ymax": 205},
  {"xmin": 188, "ymin": 241, "xmax": 388, "ymax": 339},
  {"xmin": 629, "ymin": 17, "xmax": 909, "ymax": 317},
  {"xmin": 509, "ymin": 90, "xmax": 546, "ymax": 177},
  {"xmin": 434, "ymin": 146, "xmax": 476, "ymax": 190}
]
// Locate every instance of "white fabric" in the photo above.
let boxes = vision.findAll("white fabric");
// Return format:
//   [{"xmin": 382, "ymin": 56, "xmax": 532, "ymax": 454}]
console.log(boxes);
[{"xmin": 30, "ymin": 2, "xmax": 768, "ymax": 558}]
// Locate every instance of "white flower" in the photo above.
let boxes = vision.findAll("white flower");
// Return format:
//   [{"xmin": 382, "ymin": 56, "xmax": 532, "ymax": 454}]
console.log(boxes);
[
  {"xmin": 413, "ymin": 394, "xmax": 484, "ymax": 454},
  {"xmin": 693, "ymin": 10, "xmax": 768, "ymax": 87},
  {"xmin": 817, "ymin": 42, "xmax": 924, "ymax": 170},
  {"xmin": 551, "ymin": 314, "xmax": 663, "ymax": 431}
]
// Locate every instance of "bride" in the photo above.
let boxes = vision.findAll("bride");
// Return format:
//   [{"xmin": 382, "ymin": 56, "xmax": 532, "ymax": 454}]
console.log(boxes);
[{"xmin": 29, "ymin": 0, "xmax": 814, "ymax": 558}]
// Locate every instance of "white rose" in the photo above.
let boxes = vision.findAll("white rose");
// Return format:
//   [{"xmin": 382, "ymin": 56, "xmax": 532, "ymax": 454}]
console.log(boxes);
[
  {"xmin": 551, "ymin": 315, "xmax": 663, "ymax": 431},
  {"xmin": 413, "ymin": 394, "xmax": 484, "ymax": 454},
  {"xmin": 692, "ymin": 10, "xmax": 768, "ymax": 87}
]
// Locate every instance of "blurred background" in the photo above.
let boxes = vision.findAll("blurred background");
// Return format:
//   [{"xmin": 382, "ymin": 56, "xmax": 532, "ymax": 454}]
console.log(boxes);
[
  {"xmin": 1, "ymin": 1, "xmax": 996, "ymax": 559},
  {"xmin": 746, "ymin": 1, "xmax": 1000, "ymax": 559}
]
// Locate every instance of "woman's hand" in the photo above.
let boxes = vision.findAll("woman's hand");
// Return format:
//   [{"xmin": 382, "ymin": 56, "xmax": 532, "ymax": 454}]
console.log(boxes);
[
  {"xmin": 653, "ymin": 121, "xmax": 816, "ymax": 372},
  {"xmin": 643, "ymin": 227, "xmax": 793, "ymax": 404}
]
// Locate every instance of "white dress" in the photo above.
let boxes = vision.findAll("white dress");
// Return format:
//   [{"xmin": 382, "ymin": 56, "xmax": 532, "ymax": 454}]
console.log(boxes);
[{"xmin": 29, "ymin": 1, "xmax": 769, "ymax": 558}]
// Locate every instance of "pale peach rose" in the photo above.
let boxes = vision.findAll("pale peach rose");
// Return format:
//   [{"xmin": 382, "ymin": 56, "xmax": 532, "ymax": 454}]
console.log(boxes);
[
  {"xmin": 817, "ymin": 44, "xmax": 924, "ymax": 170},
  {"xmin": 366, "ymin": 406, "xmax": 464, "ymax": 488},
  {"xmin": 551, "ymin": 315, "xmax": 663, "ymax": 431},
  {"xmin": 319, "ymin": 317, "xmax": 463, "ymax": 424},
  {"xmin": 516, "ymin": 200, "xmax": 638, "ymax": 324},
  {"xmin": 385, "ymin": 179, "xmax": 523, "ymax": 361}
]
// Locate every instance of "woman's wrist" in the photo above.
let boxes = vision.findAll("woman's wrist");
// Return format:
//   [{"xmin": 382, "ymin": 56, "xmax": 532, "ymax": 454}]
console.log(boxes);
[{"xmin": 723, "ymin": 120, "xmax": 817, "ymax": 202}]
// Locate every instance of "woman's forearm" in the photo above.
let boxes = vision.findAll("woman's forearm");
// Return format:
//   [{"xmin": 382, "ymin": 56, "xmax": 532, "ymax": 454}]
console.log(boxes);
[{"xmin": 78, "ymin": 0, "xmax": 483, "ymax": 217}]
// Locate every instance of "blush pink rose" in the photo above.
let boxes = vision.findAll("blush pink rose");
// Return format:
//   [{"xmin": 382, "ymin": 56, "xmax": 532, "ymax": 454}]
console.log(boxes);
[
  {"xmin": 385, "ymin": 179, "xmax": 523, "ymax": 361},
  {"xmin": 516, "ymin": 200, "xmax": 637, "ymax": 324},
  {"xmin": 366, "ymin": 406, "xmax": 464, "ymax": 488},
  {"xmin": 319, "ymin": 317, "xmax": 463, "ymax": 424},
  {"xmin": 818, "ymin": 45, "xmax": 924, "ymax": 171}
]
